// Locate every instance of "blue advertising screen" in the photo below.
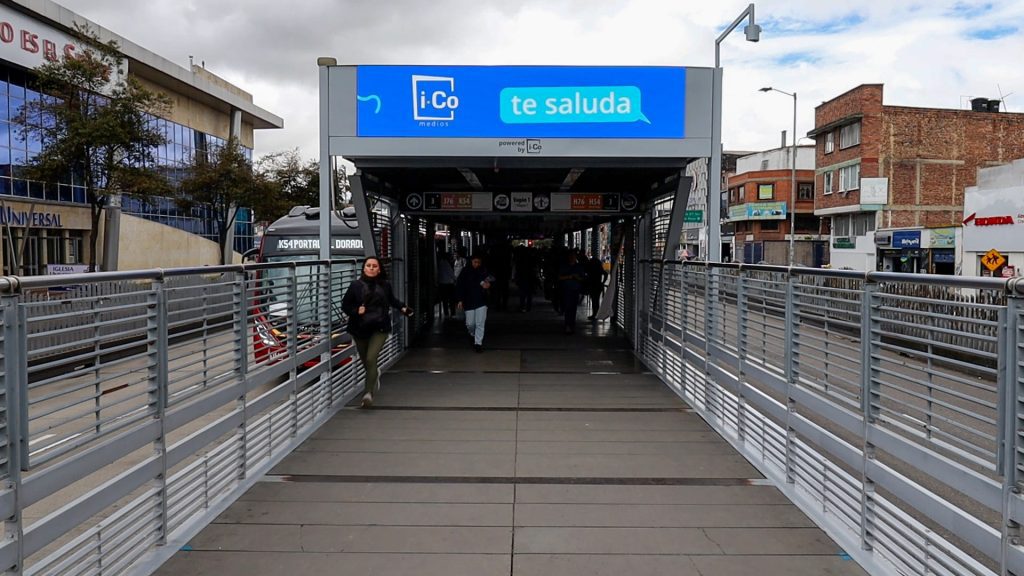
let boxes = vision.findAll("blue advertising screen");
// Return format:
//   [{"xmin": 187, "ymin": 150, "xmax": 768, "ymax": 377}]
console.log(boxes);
[{"xmin": 355, "ymin": 66, "xmax": 686, "ymax": 139}]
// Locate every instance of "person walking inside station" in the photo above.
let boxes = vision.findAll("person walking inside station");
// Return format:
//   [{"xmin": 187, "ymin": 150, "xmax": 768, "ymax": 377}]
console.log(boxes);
[
  {"xmin": 585, "ymin": 252, "xmax": 607, "ymax": 321},
  {"xmin": 436, "ymin": 250, "xmax": 456, "ymax": 318},
  {"xmin": 456, "ymin": 253, "xmax": 492, "ymax": 352},
  {"xmin": 341, "ymin": 257, "xmax": 414, "ymax": 408},
  {"xmin": 558, "ymin": 250, "xmax": 586, "ymax": 334}
]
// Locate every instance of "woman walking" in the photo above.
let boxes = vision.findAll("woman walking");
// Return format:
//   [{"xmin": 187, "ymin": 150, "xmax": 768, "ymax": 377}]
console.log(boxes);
[{"xmin": 341, "ymin": 257, "xmax": 413, "ymax": 407}]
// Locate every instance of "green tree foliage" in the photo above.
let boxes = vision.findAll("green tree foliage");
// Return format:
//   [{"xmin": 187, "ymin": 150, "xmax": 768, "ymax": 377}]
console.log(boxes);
[
  {"xmin": 179, "ymin": 137, "xmax": 272, "ymax": 264},
  {"xmin": 256, "ymin": 150, "xmax": 350, "ymax": 222},
  {"xmin": 17, "ymin": 24, "xmax": 171, "ymax": 271}
]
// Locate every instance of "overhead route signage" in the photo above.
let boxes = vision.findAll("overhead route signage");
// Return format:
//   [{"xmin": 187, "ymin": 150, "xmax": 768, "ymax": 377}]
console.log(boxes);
[
  {"xmin": 404, "ymin": 192, "xmax": 639, "ymax": 214},
  {"xmin": 355, "ymin": 66, "xmax": 686, "ymax": 139}
]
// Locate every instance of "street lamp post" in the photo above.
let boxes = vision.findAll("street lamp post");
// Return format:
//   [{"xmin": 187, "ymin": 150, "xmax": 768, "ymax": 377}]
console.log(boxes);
[
  {"xmin": 709, "ymin": 4, "xmax": 760, "ymax": 262},
  {"xmin": 760, "ymin": 86, "xmax": 797, "ymax": 266}
]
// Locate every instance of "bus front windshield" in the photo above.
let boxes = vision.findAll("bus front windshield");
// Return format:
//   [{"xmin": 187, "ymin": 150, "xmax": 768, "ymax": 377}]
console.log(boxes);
[{"xmin": 262, "ymin": 255, "xmax": 351, "ymax": 328}]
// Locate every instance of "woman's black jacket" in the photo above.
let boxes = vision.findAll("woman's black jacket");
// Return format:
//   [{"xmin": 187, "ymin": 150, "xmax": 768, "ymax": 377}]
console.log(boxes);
[{"xmin": 341, "ymin": 278, "xmax": 407, "ymax": 338}]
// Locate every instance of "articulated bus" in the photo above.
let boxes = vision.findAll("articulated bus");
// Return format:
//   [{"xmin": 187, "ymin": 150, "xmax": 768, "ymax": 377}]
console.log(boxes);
[{"xmin": 245, "ymin": 205, "xmax": 366, "ymax": 365}]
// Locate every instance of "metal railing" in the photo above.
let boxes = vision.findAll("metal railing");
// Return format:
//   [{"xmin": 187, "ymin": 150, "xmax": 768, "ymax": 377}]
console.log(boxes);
[
  {"xmin": 0, "ymin": 259, "xmax": 405, "ymax": 575},
  {"xmin": 637, "ymin": 261, "xmax": 1024, "ymax": 576}
]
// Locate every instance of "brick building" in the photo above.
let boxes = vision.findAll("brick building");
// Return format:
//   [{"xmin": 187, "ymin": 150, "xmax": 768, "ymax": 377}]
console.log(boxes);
[
  {"xmin": 726, "ymin": 146, "xmax": 823, "ymax": 265},
  {"xmin": 809, "ymin": 84, "xmax": 1024, "ymax": 273}
]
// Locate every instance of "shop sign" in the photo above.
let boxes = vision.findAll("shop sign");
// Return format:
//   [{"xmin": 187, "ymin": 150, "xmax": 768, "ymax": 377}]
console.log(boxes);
[
  {"xmin": 0, "ymin": 5, "xmax": 78, "ymax": 70},
  {"xmin": 833, "ymin": 237, "xmax": 855, "ymax": 249},
  {"xmin": 46, "ymin": 264, "xmax": 89, "ymax": 275},
  {"xmin": 0, "ymin": 206, "xmax": 63, "ymax": 228},
  {"xmin": 728, "ymin": 202, "xmax": 786, "ymax": 221},
  {"xmin": 892, "ymin": 230, "xmax": 921, "ymax": 249},
  {"xmin": 873, "ymin": 231, "xmax": 892, "ymax": 247},
  {"xmin": 860, "ymin": 178, "xmax": 888, "ymax": 205},
  {"xmin": 929, "ymin": 227, "xmax": 955, "ymax": 248},
  {"xmin": 982, "ymin": 249, "xmax": 1006, "ymax": 272}
]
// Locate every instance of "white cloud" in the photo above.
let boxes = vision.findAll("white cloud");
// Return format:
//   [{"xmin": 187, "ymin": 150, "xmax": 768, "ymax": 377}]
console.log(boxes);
[{"xmin": 56, "ymin": 0, "xmax": 1024, "ymax": 160}]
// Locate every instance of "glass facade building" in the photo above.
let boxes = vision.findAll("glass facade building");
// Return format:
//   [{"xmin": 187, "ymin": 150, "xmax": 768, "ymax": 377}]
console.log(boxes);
[{"xmin": 0, "ymin": 63, "xmax": 256, "ymax": 255}]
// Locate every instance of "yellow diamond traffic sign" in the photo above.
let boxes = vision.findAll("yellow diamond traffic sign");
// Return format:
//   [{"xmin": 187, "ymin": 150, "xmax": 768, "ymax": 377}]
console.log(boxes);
[{"xmin": 982, "ymin": 249, "xmax": 1006, "ymax": 272}]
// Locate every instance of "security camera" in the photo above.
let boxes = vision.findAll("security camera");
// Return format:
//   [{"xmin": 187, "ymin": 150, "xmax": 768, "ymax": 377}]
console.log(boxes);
[{"xmin": 745, "ymin": 23, "xmax": 761, "ymax": 42}]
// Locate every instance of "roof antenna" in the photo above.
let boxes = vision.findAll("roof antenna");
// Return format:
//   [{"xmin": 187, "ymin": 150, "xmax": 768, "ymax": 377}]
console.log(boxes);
[{"xmin": 997, "ymin": 84, "xmax": 1013, "ymax": 113}]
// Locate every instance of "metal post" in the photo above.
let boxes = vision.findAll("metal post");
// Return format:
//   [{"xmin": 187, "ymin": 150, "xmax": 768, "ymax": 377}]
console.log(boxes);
[
  {"xmin": 711, "ymin": 3, "xmax": 760, "ymax": 262},
  {"xmin": 233, "ymin": 270, "xmax": 250, "ymax": 476},
  {"xmin": 2, "ymin": 291, "xmax": 25, "ymax": 574},
  {"xmin": 783, "ymin": 271, "xmax": 797, "ymax": 484},
  {"xmin": 708, "ymin": 69, "xmax": 723, "ymax": 263},
  {"xmin": 859, "ymin": 279, "xmax": 879, "ymax": 551},
  {"xmin": 735, "ymin": 266, "xmax": 747, "ymax": 442},
  {"xmin": 317, "ymin": 59, "xmax": 335, "ymax": 263},
  {"xmin": 1000, "ymin": 291, "xmax": 1022, "ymax": 573},
  {"xmin": 789, "ymin": 92, "xmax": 797, "ymax": 267},
  {"xmin": 148, "ymin": 276, "xmax": 169, "ymax": 545}
]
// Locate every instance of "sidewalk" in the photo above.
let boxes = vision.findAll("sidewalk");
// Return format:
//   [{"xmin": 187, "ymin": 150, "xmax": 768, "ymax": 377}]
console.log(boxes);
[{"xmin": 157, "ymin": 307, "xmax": 867, "ymax": 575}]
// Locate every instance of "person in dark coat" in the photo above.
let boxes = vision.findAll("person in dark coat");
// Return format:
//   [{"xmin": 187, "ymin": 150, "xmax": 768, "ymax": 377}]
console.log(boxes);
[
  {"xmin": 558, "ymin": 250, "xmax": 586, "ymax": 334},
  {"xmin": 341, "ymin": 257, "xmax": 413, "ymax": 407},
  {"xmin": 456, "ymin": 254, "xmax": 492, "ymax": 352},
  {"xmin": 585, "ymin": 253, "xmax": 608, "ymax": 320}
]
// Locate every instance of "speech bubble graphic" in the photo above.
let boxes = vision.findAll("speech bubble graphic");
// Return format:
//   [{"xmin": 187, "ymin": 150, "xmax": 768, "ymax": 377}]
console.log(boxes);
[{"xmin": 500, "ymin": 86, "xmax": 651, "ymax": 125}]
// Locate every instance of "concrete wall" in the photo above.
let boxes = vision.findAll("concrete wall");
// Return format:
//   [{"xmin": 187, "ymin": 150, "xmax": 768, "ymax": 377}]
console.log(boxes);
[
  {"xmin": 134, "ymin": 76, "xmax": 255, "ymax": 149},
  {"xmin": 117, "ymin": 213, "xmax": 241, "ymax": 270}
]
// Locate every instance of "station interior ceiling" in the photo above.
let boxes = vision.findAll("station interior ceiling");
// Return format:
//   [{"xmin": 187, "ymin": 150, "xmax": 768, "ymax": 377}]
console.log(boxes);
[{"xmin": 351, "ymin": 156, "xmax": 697, "ymax": 239}]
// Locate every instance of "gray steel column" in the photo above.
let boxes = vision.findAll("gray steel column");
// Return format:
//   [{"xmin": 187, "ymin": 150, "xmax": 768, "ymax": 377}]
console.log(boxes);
[
  {"xmin": 101, "ymin": 194, "xmax": 121, "ymax": 271},
  {"xmin": 317, "ymin": 59, "xmax": 336, "ymax": 263},
  {"xmin": 349, "ymin": 173, "xmax": 378, "ymax": 258},
  {"xmin": 859, "ymin": 279, "xmax": 879, "ymax": 552},
  {"xmin": 707, "ymin": 68, "xmax": 723, "ymax": 262},
  {"xmin": 2, "ymin": 290, "xmax": 25, "ymax": 573},
  {"xmin": 1000, "ymin": 290, "xmax": 1022, "ymax": 573},
  {"xmin": 663, "ymin": 174, "xmax": 693, "ymax": 261}
]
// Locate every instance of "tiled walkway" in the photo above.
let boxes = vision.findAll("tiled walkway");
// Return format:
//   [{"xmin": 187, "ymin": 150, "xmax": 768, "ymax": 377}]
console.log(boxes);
[{"xmin": 157, "ymin": 306, "xmax": 867, "ymax": 575}]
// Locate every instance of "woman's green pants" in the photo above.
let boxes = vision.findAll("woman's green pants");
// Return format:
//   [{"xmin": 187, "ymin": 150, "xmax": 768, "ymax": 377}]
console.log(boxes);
[{"xmin": 354, "ymin": 331, "xmax": 388, "ymax": 395}]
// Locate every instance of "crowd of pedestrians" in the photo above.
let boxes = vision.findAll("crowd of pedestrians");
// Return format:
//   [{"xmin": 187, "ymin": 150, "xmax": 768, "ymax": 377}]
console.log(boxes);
[{"xmin": 345, "ymin": 244, "xmax": 611, "ymax": 408}]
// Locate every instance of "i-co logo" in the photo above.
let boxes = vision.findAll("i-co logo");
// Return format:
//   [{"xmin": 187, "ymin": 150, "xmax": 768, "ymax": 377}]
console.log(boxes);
[{"xmin": 412, "ymin": 75, "xmax": 459, "ymax": 122}]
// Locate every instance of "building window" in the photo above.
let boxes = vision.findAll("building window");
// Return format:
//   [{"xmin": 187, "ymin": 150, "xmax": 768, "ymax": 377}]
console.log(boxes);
[
  {"xmin": 839, "ymin": 164, "xmax": 861, "ymax": 192},
  {"xmin": 824, "ymin": 132, "xmax": 835, "ymax": 154},
  {"xmin": 797, "ymin": 182, "xmax": 814, "ymax": 201},
  {"xmin": 831, "ymin": 213, "xmax": 875, "ymax": 238},
  {"xmin": 832, "ymin": 215, "xmax": 850, "ymax": 237},
  {"xmin": 852, "ymin": 212, "xmax": 876, "ymax": 236},
  {"xmin": 795, "ymin": 215, "xmax": 818, "ymax": 233},
  {"xmin": 840, "ymin": 122, "xmax": 861, "ymax": 149},
  {"xmin": 757, "ymin": 183, "xmax": 774, "ymax": 200},
  {"xmin": 760, "ymin": 159, "xmax": 769, "ymax": 171},
  {"xmin": 822, "ymin": 171, "xmax": 834, "ymax": 195},
  {"xmin": 760, "ymin": 220, "xmax": 780, "ymax": 232}
]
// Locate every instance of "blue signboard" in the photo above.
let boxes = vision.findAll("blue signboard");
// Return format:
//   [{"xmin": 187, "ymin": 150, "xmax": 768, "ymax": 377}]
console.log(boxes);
[
  {"xmin": 892, "ymin": 231, "xmax": 921, "ymax": 249},
  {"xmin": 355, "ymin": 66, "xmax": 686, "ymax": 139}
]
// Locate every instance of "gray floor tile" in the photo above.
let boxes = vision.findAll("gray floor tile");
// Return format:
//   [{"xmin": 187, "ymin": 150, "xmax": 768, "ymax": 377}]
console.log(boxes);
[
  {"xmin": 703, "ymin": 527, "xmax": 848, "ymax": 555},
  {"xmin": 298, "ymin": 525, "xmax": 512, "ymax": 553},
  {"xmin": 217, "ymin": 501, "xmax": 512, "ymax": 526},
  {"xmin": 514, "ymin": 527, "xmax": 719, "ymax": 554},
  {"xmin": 272, "ymin": 451, "xmax": 516, "ymax": 477},
  {"xmin": 514, "ymin": 484, "xmax": 789, "ymax": 506},
  {"xmin": 157, "ymin": 551, "xmax": 511, "ymax": 576},
  {"xmin": 513, "ymin": 503, "xmax": 816, "ymax": 528},
  {"xmin": 297, "ymin": 438, "xmax": 517, "ymax": 454},
  {"xmin": 240, "ymin": 481, "xmax": 515, "ymax": 504},
  {"xmin": 690, "ymin": 554, "xmax": 868, "ymax": 575},
  {"xmin": 513, "ymin": 554, "xmax": 701, "ymax": 576},
  {"xmin": 515, "ymin": 453, "xmax": 759, "ymax": 478}
]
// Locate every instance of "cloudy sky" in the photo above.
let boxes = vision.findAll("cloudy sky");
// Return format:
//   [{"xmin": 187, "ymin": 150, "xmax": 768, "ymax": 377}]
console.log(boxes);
[{"xmin": 57, "ymin": 0, "xmax": 1024, "ymax": 160}]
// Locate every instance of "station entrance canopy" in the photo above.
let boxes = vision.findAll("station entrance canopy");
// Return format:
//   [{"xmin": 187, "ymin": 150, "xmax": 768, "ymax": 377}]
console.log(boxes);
[{"xmin": 319, "ymin": 63, "xmax": 714, "ymax": 241}]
